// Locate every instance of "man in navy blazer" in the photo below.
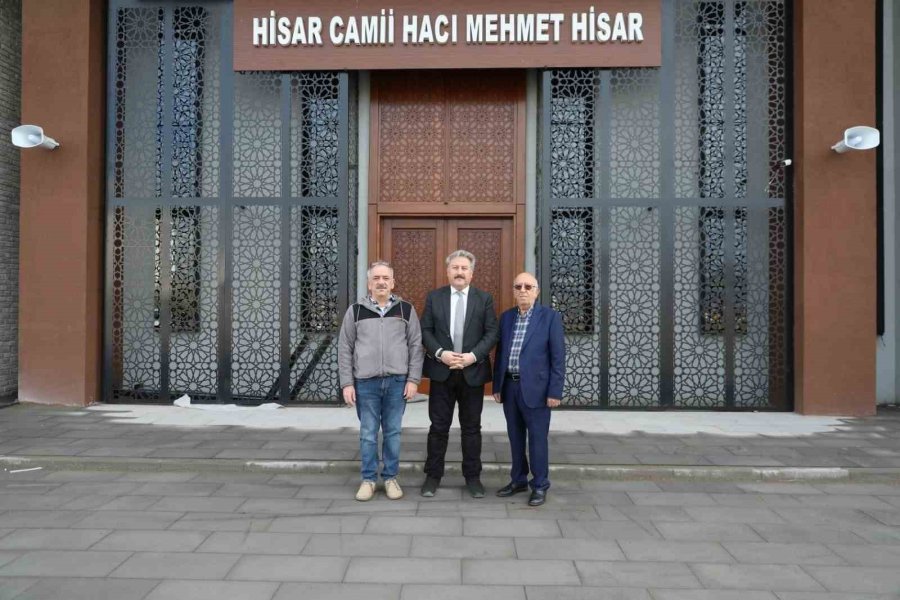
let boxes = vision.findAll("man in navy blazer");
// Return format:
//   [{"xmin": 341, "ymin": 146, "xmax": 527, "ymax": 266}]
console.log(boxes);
[{"xmin": 492, "ymin": 272, "xmax": 565, "ymax": 506}]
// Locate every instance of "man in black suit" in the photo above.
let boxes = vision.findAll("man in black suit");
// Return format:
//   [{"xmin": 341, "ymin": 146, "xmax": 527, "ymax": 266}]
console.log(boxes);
[{"xmin": 420, "ymin": 250, "xmax": 499, "ymax": 498}]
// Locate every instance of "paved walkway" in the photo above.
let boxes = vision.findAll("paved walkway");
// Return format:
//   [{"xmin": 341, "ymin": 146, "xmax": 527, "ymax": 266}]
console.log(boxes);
[
  {"xmin": 0, "ymin": 468, "xmax": 899, "ymax": 599},
  {"xmin": 1, "ymin": 403, "xmax": 899, "ymax": 478},
  {"xmin": 1, "ymin": 404, "xmax": 900, "ymax": 597}
]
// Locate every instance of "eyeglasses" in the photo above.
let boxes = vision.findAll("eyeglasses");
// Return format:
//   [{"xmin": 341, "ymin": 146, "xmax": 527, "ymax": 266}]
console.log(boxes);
[{"xmin": 513, "ymin": 283, "xmax": 536, "ymax": 291}]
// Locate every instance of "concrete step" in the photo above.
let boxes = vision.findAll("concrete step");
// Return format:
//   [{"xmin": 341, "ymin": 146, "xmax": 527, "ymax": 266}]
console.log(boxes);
[{"xmin": 3, "ymin": 454, "xmax": 900, "ymax": 483}]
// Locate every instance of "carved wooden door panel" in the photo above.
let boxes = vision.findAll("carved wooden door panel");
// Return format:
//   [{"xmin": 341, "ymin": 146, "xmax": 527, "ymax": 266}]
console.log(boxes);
[
  {"xmin": 381, "ymin": 218, "xmax": 512, "ymax": 320},
  {"xmin": 380, "ymin": 218, "xmax": 446, "ymax": 318},
  {"xmin": 371, "ymin": 71, "xmax": 524, "ymax": 212},
  {"xmin": 447, "ymin": 219, "xmax": 514, "ymax": 315}
]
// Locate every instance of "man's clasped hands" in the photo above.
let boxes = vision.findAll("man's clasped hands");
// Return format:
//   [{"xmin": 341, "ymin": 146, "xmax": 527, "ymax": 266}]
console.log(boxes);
[{"xmin": 439, "ymin": 351, "xmax": 477, "ymax": 370}]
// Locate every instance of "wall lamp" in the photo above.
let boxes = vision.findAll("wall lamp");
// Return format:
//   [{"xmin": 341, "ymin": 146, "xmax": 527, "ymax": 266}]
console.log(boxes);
[
  {"xmin": 10, "ymin": 125, "xmax": 59, "ymax": 150},
  {"xmin": 831, "ymin": 126, "xmax": 880, "ymax": 153}
]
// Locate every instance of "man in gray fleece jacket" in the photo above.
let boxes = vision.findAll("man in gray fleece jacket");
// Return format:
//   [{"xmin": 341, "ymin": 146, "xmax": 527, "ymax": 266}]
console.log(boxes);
[{"xmin": 338, "ymin": 261, "xmax": 424, "ymax": 501}]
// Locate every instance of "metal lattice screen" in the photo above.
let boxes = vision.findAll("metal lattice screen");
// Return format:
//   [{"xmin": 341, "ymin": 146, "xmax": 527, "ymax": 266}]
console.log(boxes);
[
  {"xmin": 105, "ymin": 1, "xmax": 354, "ymax": 404},
  {"xmin": 539, "ymin": 0, "xmax": 790, "ymax": 409}
]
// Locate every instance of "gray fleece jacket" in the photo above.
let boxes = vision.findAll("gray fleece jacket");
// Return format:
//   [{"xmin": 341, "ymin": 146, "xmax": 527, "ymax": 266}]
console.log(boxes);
[{"xmin": 337, "ymin": 295, "xmax": 424, "ymax": 389}]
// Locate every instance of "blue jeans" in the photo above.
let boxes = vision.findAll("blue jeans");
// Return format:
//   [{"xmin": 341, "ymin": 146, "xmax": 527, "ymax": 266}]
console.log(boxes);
[{"xmin": 355, "ymin": 375, "xmax": 407, "ymax": 482}]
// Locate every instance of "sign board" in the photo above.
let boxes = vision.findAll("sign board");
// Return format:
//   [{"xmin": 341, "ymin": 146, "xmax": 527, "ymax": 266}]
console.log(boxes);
[{"xmin": 234, "ymin": 0, "xmax": 661, "ymax": 70}]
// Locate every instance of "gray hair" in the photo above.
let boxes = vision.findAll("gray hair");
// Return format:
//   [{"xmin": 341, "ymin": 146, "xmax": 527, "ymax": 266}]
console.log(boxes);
[
  {"xmin": 367, "ymin": 260, "xmax": 394, "ymax": 278},
  {"xmin": 445, "ymin": 249, "xmax": 476, "ymax": 271}
]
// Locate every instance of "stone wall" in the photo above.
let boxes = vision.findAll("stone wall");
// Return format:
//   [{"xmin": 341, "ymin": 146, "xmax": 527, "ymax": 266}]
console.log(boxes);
[{"xmin": 0, "ymin": 0, "xmax": 21, "ymax": 402}]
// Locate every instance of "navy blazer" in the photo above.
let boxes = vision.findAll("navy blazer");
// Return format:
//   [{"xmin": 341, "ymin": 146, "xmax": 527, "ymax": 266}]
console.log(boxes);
[{"xmin": 492, "ymin": 304, "xmax": 566, "ymax": 408}]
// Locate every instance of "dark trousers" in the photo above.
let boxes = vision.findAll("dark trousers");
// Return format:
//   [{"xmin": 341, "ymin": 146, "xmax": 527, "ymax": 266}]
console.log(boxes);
[
  {"xmin": 502, "ymin": 378, "xmax": 551, "ymax": 491},
  {"xmin": 424, "ymin": 371, "xmax": 484, "ymax": 480}
]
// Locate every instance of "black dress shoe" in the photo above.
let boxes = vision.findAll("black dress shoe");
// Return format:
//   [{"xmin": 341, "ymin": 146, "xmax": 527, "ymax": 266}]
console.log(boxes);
[
  {"xmin": 420, "ymin": 476, "xmax": 440, "ymax": 497},
  {"xmin": 466, "ymin": 478, "xmax": 485, "ymax": 498},
  {"xmin": 495, "ymin": 482, "xmax": 529, "ymax": 497},
  {"xmin": 528, "ymin": 489, "xmax": 547, "ymax": 507}
]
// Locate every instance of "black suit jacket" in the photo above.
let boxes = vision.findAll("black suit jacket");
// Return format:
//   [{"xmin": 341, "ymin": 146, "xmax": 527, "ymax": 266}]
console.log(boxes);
[{"xmin": 421, "ymin": 285, "xmax": 500, "ymax": 386}]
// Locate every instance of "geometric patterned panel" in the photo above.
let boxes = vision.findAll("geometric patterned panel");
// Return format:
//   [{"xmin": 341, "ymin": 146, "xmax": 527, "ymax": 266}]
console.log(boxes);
[
  {"xmin": 107, "ymin": 1, "xmax": 352, "ymax": 405},
  {"xmin": 376, "ymin": 71, "xmax": 520, "ymax": 204},
  {"xmin": 112, "ymin": 208, "xmax": 126, "ymax": 394},
  {"xmin": 699, "ymin": 209, "xmax": 750, "ymax": 337},
  {"xmin": 169, "ymin": 206, "xmax": 219, "ymax": 397},
  {"xmin": 609, "ymin": 68, "xmax": 660, "ymax": 199},
  {"xmin": 348, "ymin": 77, "xmax": 360, "ymax": 302},
  {"xmin": 696, "ymin": 0, "xmax": 727, "ymax": 200},
  {"xmin": 608, "ymin": 206, "xmax": 660, "ymax": 407},
  {"xmin": 231, "ymin": 205, "xmax": 281, "ymax": 398},
  {"xmin": 764, "ymin": 207, "xmax": 788, "ymax": 407},
  {"xmin": 734, "ymin": 1, "xmax": 788, "ymax": 200},
  {"xmin": 734, "ymin": 206, "xmax": 767, "ymax": 405},
  {"xmin": 550, "ymin": 208, "xmax": 597, "ymax": 335},
  {"xmin": 172, "ymin": 6, "xmax": 221, "ymax": 198},
  {"xmin": 289, "ymin": 206, "xmax": 340, "ymax": 403},
  {"xmin": 550, "ymin": 208, "xmax": 602, "ymax": 405},
  {"xmin": 291, "ymin": 73, "xmax": 341, "ymax": 199},
  {"xmin": 673, "ymin": 0, "xmax": 711, "ymax": 198},
  {"xmin": 448, "ymin": 74, "xmax": 517, "ymax": 203},
  {"xmin": 114, "ymin": 7, "xmax": 163, "ymax": 199},
  {"xmin": 751, "ymin": 1, "xmax": 788, "ymax": 200},
  {"xmin": 233, "ymin": 72, "xmax": 282, "ymax": 198},
  {"xmin": 114, "ymin": 205, "xmax": 161, "ymax": 400},
  {"xmin": 542, "ymin": 0, "xmax": 789, "ymax": 409},
  {"xmin": 735, "ymin": 207, "xmax": 786, "ymax": 407},
  {"xmin": 377, "ymin": 72, "xmax": 446, "ymax": 204},
  {"xmin": 674, "ymin": 206, "xmax": 726, "ymax": 407},
  {"xmin": 549, "ymin": 69, "xmax": 596, "ymax": 201}
]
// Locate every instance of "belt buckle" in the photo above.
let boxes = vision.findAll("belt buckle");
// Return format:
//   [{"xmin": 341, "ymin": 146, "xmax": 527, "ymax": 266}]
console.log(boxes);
[{"xmin": 508, "ymin": 372, "xmax": 520, "ymax": 381}]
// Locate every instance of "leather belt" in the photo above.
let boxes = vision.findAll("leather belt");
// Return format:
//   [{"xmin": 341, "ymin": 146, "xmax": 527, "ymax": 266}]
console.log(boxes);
[{"xmin": 505, "ymin": 372, "xmax": 520, "ymax": 381}]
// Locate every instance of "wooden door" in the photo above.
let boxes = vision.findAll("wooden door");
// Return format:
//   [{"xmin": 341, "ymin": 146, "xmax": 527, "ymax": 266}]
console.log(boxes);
[
  {"xmin": 381, "ymin": 218, "xmax": 513, "ymax": 318},
  {"xmin": 381, "ymin": 217, "xmax": 513, "ymax": 395},
  {"xmin": 371, "ymin": 71, "xmax": 526, "ymax": 396}
]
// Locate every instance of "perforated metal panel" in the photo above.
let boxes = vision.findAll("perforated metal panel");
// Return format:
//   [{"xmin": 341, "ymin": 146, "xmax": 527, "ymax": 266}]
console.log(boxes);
[
  {"xmin": 105, "ymin": 1, "xmax": 353, "ymax": 404},
  {"xmin": 539, "ymin": 0, "xmax": 790, "ymax": 409}
]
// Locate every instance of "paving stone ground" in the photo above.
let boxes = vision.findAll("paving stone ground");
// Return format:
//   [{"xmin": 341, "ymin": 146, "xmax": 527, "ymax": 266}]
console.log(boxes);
[
  {"xmin": 0, "ymin": 468, "xmax": 898, "ymax": 599},
  {"xmin": 2, "ymin": 405, "xmax": 900, "ymax": 597}
]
